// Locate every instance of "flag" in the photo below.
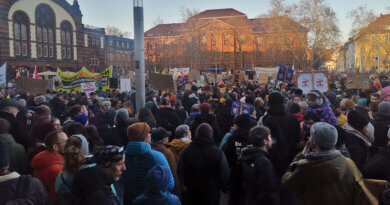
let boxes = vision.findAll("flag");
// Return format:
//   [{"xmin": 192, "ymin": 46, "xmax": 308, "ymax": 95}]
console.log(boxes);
[
  {"xmin": 92, "ymin": 68, "xmax": 95, "ymax": 74},
  {"xmin": 33, "ymin": 65, "xmax": 38, "ymax": 79},
  {"xmin": 15, "ymin": 71, "xmax": 20, "ymax": 80},
  {"xmin": 192, "ymin": 63, "xmax": 196, "ymax": 72},
  {"xmin": 181, "ymin": 70, "xmax": 184, "ymax": 82},
  {"xmin": 276, "ymin": 65, "xmax": 287, "ymax": 82},
  {"xmin": 0, "ymin": 63, "xmax": 6, "ymax": 85}
]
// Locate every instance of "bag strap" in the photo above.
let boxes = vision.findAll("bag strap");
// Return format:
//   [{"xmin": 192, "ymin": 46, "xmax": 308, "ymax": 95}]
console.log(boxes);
[{"xmin": 61, "ymin": 173, "xmax": 72, "ymax": 189}]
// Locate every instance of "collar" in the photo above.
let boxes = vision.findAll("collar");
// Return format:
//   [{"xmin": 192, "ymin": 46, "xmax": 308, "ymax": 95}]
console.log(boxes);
[{"xmin": 0, "ymin": 172, "xmax": 20, "ymax": 183}]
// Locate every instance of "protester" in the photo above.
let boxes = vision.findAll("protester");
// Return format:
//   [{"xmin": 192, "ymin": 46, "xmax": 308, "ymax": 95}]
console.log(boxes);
[
  {"xmin": 190, "ymin": 102, "xmax": 221, "ymax": 144},
  {"xmin": 72, "ymin": 145, "xmax": 126, "ymax": 204},
  {"xmin": 306, "ymin": 91, "xmax": 338, "ymax": 125},
  {"xmin": 169, "ymin": 125, "xmax": 192, "ymax": 161},
  {"xmin": 122, "ymin": 122, "xmax": 174, "ymax": 204},
  {"xmin": 0, "ymin": 99, "xmax": 28, "ymax": 149},
  {"xmin": 157, "ymin": 98, "xmax": 181, "ymax": 140},
  {"xmin": 178, "ymin": 123, "xmax": 229, "ymax": 204},
  {"xmin": 0, "ymin": 139, "xmax": 50, "ymax": 205},
  {"xmin": 31, "ymin": 130, "xmax": 68, "ymax": 204},
  {"xmin": 138, "ymin": 107, "xmax": 157, "ymax": 129},
  {"xmin": 282, "ymin": 122, "xmax": 355, "ymax": 204}
]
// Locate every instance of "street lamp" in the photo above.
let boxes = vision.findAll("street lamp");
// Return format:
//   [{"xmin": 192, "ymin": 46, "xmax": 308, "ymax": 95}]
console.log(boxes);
[{"xmin": 133, "ymin": 0, "xmax": 145, "ymax": 111}]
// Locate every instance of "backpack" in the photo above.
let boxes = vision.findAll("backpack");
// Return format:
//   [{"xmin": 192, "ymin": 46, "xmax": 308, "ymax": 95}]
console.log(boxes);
[
  {"xmin": 6, "ymin": 175, "xmax": 34, "ymax": 205},
  {"xmin": 56, "ymin": 173, "xmax": 81, "ymax": 205}
]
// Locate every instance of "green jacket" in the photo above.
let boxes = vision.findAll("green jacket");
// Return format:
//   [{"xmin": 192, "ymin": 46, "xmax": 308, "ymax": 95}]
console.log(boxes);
[
  {"xmin": 0, "ymin": 134, "xmax": 29, "ymax": 174},
  {"xmin": 282, "ymin": 152, "xmax": 355, "ymax": 205}
]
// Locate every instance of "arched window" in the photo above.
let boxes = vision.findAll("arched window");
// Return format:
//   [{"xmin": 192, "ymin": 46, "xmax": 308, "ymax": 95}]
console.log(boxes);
[
  {"xmin": 13, "ymin": 11, "xmax": 30, "ymax": 57},
  {"xmin": 61, "ymin": 21, "xmax": 73, "ymax": 60},
  {"xmin": 35, "ymin": 4, "xmax": 55, "ymax": 59}
]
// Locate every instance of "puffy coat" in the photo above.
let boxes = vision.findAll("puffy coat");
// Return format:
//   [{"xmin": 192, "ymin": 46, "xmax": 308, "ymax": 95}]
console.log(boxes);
[{"xmin": 381, "ymin": 86, "xmax": 390, "ymax": 102}]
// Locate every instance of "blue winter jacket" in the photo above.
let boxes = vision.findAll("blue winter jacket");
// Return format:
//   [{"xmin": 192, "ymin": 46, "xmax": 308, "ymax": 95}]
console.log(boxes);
[{"xmin": 122, "ymin": 141, "xmax": 174, "ymax": 204}]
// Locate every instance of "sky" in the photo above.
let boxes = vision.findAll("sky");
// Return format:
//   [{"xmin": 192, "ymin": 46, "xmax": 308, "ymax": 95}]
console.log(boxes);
[{"xmin": 66, "ymin": 0, "xmax": 389, "ymax": 43}]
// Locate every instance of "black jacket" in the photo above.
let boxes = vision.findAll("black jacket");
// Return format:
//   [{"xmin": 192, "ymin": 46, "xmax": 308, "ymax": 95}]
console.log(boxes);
[
  {"xmin": 0, "ymin": 111, "xmax": 28, "ymax": 149},
  {"xmin": 177, "ymin": 137, "xmax": 230, "ymax": 205},
  {"xmin": 262, "ymin": 108, "xmax": 301, "ymax": 177},
  {"xmin": 175, "ymin": 107, "xmax": 187, "ymax": 124},
  {"xmin": 344, "ymin": 132, "xmax": 370, "ymax": 170},
  {"xmin": 362, "ymin": 146, "xmax": 390, "ymax": 182},
  {"xmin": 157, "ymin": 108, "xmax": 181, "ymax": 139},
  {"xmin": 215, "ymin": 106, "xmax": 234, "ymax": 138},
  {"xmin": 372, "ymin": 116, "xmax": 390, "ymax": 148},
  {"xmin": 72, "ymin": 166, "xmax": 121, "ymax": 205},
  {"xmin": 49, "ymin": 97, "xmax": 67, "ymax": 120},
  {"xmin": 190, "ymin": 113, "xmax": 221, "ymax": 144},
  {"xmin": 239, "ymin": 148, "xmax": 280, "ymax": 205}
]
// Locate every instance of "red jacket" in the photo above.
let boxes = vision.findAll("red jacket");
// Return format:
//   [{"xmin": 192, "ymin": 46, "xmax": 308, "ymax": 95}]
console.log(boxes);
[{"xmin": 31, "ymin": 150, "xmax": 64, "ymax": 204}]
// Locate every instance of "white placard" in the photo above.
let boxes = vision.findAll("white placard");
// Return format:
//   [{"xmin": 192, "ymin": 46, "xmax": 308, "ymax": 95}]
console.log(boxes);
[
  {"xmin": 297, "ymin": 73, "xmax": 313, "ymax": 94},
  {"xmin": 313, "ymin": 72, "xmax": 328, "ymax": 93},
  {"xmin": 81, "ymin": 82, "xmax": 96, "ymax": 96},
  {"xmin": 120, "ymin": 78, "xmax": 131, "ymax": 93}
]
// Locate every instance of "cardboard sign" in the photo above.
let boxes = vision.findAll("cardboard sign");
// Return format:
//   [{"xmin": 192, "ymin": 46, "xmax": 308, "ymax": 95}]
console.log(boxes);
[
  {"xmin": 257, "ymin": 73, "xmax": 269, "ymax": 84},
  {"xmin": 16, "ymin": 77, "xmax": 49, "ymax": 94},
  {"xmin": 120, "ymin": 78, "xmax": 131, "ymax": 93},
  {"xmin": 346, "ymin": 73, "xmax": 370, "ymax": 89},
  {"xmin": 216, "ymin": 74, "xmax": 223, "ymax": 83},
  {"xmin": 149, "ymin": 73, "xmax": 176, "ymax": 92},
  {"xmin": 297, "ymin": 72, "xmax": 329, "ymax": 94},
  {"xmin": 81, "ymin": 82, "xmax": 96, "ymax": 96},
  {"xmin": 189, "ymin": 71, "xmax": 201, "ymax": 82}
]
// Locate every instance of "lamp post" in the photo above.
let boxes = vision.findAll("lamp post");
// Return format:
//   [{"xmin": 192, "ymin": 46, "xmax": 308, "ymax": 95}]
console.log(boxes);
[{"xmin": 133, "ymin": 0, "xmax": 145, "ymax": 111}]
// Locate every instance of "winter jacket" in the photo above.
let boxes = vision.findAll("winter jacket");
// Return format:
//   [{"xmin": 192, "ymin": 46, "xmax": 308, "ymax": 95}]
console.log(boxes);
[
  {"xmin": 49, "ymin": 97, "xmax": 67, "ymax": 120},
  {"xmin": 177, "ymin": 136, "xmax": 230, "ymax": 205},
  {"xmin": 0, "ymin": 134, "xmax": 29, "ymax": 174},
  {"xmin": 90, "ymin": 110, "xmax": 106, "ymax": 128},
  {"xmin": 0, "ymin": 111, "xmax": 28, "ymax": 149},
  {"xmin": 362, "ymin": 146, "xmax": 390, "ymax": 182},
  {"xmin": 307, "ymin": 100, "xmax": 338, "ymax": 125},
  {"xmin": 343, "ymin": 123, "xmax": 371, "ymax": 169},
  {"xmin": 215, "ymin": 106, "xmax": 234, "ymax": 137},
  {"xmin": 122, "ymin": 141, "xmax": 174, "ymax": 204},
  {"xmin": 261, "ymin": 108, "xmax": 301, "ymax": 177},
  {"xmin": 0, "ymin": 172, "xmax": 50, "ymax": 205},
  {"xmin": 239, "ymin": 148, "xmax": 280, "ymax": 205},
  {"xmin": 157, "ymin": 108, "xmax": 181, "ymax": 139},
  {"xmin": 72, "ymin": 166, "xmax": 121, "ymax": 205},
  {"xmin": 168, "ymin": 138, "xmax": 191, "ymax": 161},
  {"xmin": 134, "ymin": 165, "xmax": 181, "ymax": 205},
  {"xmin": 190, "ymin": 113, "xmax": 221, "ymax": 144},
  {"xmin": 175, "ymin": 106, "xmax": 188, "ymax": 124},
  {"xmin": 282, "ymin": 152, "xmax": 355, "ymax": 205},
  {"xmin": 372, "ymin": 115, "xmax": 390, "ymax": 148},
  {"xmin": 184, "ymin": 112, "xmax": 199, "ymax": 126},
  {"xmin": 381, "ymin": 85, "xmax": 390, "ymax": 102},
  {"xmin": 31, "ymin": 150, "xmax": 64, "ymax": 204},
  {"xmin": 111, "ymin": 121, "xmax": 131, "ymax": 146}
]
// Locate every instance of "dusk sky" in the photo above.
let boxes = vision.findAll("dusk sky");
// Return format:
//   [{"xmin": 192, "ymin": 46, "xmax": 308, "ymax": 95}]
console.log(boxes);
[{"xmin": 67, "ymin": 0, "xmax": 389, "ymax": 42}]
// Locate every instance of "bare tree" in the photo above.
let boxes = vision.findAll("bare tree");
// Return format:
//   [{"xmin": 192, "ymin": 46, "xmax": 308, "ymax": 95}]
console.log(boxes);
[
  {"xmin": 348, "ymin": 6, "xmax": 377, "ymax": 37},
  {"xmin": 153, "ymin": 15, "xmax": 164, "ymax": 26},
  {"xmin": 105, "ymin": 26, "xmax": 132, "ymax": 38}
]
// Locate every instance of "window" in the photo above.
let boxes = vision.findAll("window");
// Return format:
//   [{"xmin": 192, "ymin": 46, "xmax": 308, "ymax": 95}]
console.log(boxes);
[
  {"xmin": 36, "ymin": 4, "xmax": 55, "ymax": 59},
  {"xmin": 122, "ymin": 42, "xmax": 124, "ymax": 47},
  {"xmin": 239, "ymin": 35, "xmax": 245, "ymax": 44},
  {"xmin": 201, "ymin": 36, "xmax": 207, "ymax": 45},
  {"xmin": 109, "ymin": 40, "xmax": 113, "ymax": 46},
  {"xmin": 110, "ymin": 53, "xmax": 113, "ymax": 61},
  {"xmin": 257, "ymin": 51, "xmax": 261, "ymax": 59},
  {"xmin": 117, "ymin": 53, "xmax": 120, "ymax": 61},
  {"xmin": 256, "ymin": 37, "xmax": 262, "ymax": 46},
  {"xmin": 127, "ymin": 43, "xmax": 129, "ymax": 48},
  {"xmin": 224, "ymin": 52, "xmax": 230, "ymax": 61},
  {"xmin": 224, "ymin": 35, "xmax": 230, "ymax": 46},
  {"xmin": 13, "ymin": 11, "xmax": 30, "ymax": 58},
  {"xmin": 61, "ymin": 21, "xmax": 73, "ymax": 60},
  {"xmin": 116, "ymin": 41, "xmax": 119, "ymax": 47},
  {"xmin": 212, "ymin": 35, "xmax": 217, "ymax": 46},
  {"xmin": 213, "ymin": 53, "xmax": 218, "ymax": 61}
]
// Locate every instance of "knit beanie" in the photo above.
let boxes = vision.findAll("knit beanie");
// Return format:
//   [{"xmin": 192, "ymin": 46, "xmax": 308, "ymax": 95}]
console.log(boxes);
[
  {"xmin": 70, "ymin": 134, "xmax": 89, "ymax": 155},
  {"xmin": 94, "ymin": 145, "xmax": 125, "ymax": 168},
  {"xmin": 127, "ymin": 122, "xmax": 151, "ymax": 142},
  {"xmin": 357, "ymin": 98, "xmax": 368, "ymax": 107},
  {"xmin": 18, "ymin": 99, "xmax": 26, "ymax": 107},
  {"xmin": 145, "ymin": 101, "xmax": 155, "ymax": 110},
  {"xmin": 378, "ymin": 102, "xmax": 390, "ymax": 118},
  {"xmin": 116, "ymin": 108, "xmax": 129, "ymax": 123},
  {"xmin": 74, "ymin": 113, "xmax": 88, "ymax": 125},
  {"xmin": 199, "ymin": 102, "xmax": 211, "ymax": 114},
  {"xmin": 0, "ymin": 139, "xmax": 9, "ymax": 173},
  {"xmin": 310, "ymin": 122, "xmax": 338, "ymax": 150},
  {"xmin": 347, "ymin": 110, "xmax": 369, "ymax": 131}
]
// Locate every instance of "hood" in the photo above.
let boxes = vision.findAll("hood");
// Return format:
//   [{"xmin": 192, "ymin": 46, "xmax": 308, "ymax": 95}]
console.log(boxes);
[
  {"xmin": 71, "ymin": 134, "xmax": 89, "ymax": 155},
  {"xmin": 343, "ymin": 123, "xmax": 371, "ymax": 146},
  {"xmin": 189, "ymin": 112, "xmax": 199, "ymax": 118},
  {"xmin": 168, "ymin": 139, "xmax": 190, "ymax": 153},
  {"xmin": 144, "ymin": 165, "xmax": 171, "ymax": 194},
  {"xmin": 195, "ymin": 113, "xmax": 216, "ymax": 123},
  {"xmin": 31, "ymin": 150, "xmax": 64, "ymax": 169},
  {"xmin": 125, "ymin": 141, "xmax": 151, "ymax": 156}
]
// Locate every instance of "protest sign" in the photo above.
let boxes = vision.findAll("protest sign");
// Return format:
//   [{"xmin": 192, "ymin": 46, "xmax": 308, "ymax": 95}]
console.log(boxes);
[
  {"xmin": 81, "ymin": 82, "xmax": 96, "ymax": 96},
  {"xmin": 189, "ymin": 71, "xmax": 200, "ymax": 82},
  {"xmin": 257, "ymin": 73, "xmax": 269, "ymax": 84},
  {"xmin": 120, "ymin": 78, "xmax": 131, "ymax": 93},
  {"xmin": 169, "ymin": 67, "xmax": 190, "ymax": 75},
  {"xmin": 346, "ymin": 73, "xmax": 370, "ymax": 89},
  {"xmin": 16, "ymin": 77, "xmax": 48, "ymax": 94},
  {"xmin": 297, "ymin": 72, "xmax": 329, "ymax": 94},
  {"xmin": 313, "ymin": 72, "xmax": 329, "ymax": 93},
  {"xmin": 0, "ymin": 63, "xmax": 6, "ymax": 85},
  {"xmin": 216, "ymin": 74, "xmax": 223, "ymax": 83},
  {"xmin": 231, "ymin": 101, "xmax": 241, "ymax": 116},
  {"xmin": 241, "ymin": 103, "xmax": 251, "ymax": 114},
  {"xmin": 149, "ymin": 73, "xmax": 176, "ymax": 92}
]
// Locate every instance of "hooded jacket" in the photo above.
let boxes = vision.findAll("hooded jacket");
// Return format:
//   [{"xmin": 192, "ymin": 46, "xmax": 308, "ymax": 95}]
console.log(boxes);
[
  {"xmin": 72, "ymin": 166, "xmax": 121, "ymax": 205},
  {"xmin": 362, "ymin": 146, "xmax": 390, "ymax": 182},
  {"xmin": 122, "ymin": 141, "xmax": 174, "ymax": 204},
  {"xmin": 31, "ymin": 150, "xmax": 64, "ymax": 204},
  {"xmin": 343, "ymin": 123, "xmax": 371, "ymax": 169},
  {"xmin": 380, "ymin": 85, "xmax": 390, "ymax": 102},
  {"xmin": 282, "ymin": 152, "xmax": 355, "ymax": 205},
  {"xmin": 0, "ymin": 134, "xmax": 28, "ymax": 174},
  {"xmin": 133, "ymin": 165, "xmax": 181, "ymax": 205},
  {"xmin": 168, "ymin": 138, "xmax": 191, "ymax": 161},
  {"xmin": 307, "ymin": 100, "xmax": 338, "ymax": 125}
]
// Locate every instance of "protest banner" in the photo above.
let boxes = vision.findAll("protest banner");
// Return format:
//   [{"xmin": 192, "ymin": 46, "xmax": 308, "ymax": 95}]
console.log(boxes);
[
  {"xmin": 120, "ymin": 78, "xmax": 131, "ymax": 93},
  {"xmin": 346, "ymin": 73, "xmax": 370, "ymax": 89},
  {"xmin": 169, "ymin": 67, "xmax": 190, "ymax": 75},
  {"xmin": 57, "ymin": 67, "xmax": 112, "ymax": 92},
  {"xmin": 16, "ymin": 77, "xmax": 48, "ymax": 94},
  {"xmin": 296, "ymin": 72, "xmax": 329, "ymax": 94},
  {"xmin": 81, "ymin": 82, "xmax": 96, "ymax": 96},
  {"xmin": 149, "ymin": 73, "xmax": 176, "ymax": 92}
]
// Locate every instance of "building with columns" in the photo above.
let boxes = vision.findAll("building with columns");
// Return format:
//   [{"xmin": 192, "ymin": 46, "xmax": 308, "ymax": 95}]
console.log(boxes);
[{"xmin": 0, "ymin": 0, "xmax": 133, "ymax": 78}]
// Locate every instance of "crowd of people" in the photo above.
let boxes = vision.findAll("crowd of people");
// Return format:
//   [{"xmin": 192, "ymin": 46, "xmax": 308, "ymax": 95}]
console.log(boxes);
[{"xmin": 1, "ymin": 73, "xmax": 390, "ymax": 205}]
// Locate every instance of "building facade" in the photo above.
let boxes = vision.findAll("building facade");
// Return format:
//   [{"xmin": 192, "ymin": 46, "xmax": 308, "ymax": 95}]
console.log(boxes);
[
  {"xmin": 0, "ymin": 0, "xmax": 133, "ymax": 78},
  {"xmin": 144, "ymin": 8, "xmax": 308, "ymax": 72}
]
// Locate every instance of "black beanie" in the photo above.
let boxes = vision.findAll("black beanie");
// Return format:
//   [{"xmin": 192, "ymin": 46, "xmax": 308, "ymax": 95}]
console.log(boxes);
[
  {"xmin": 234, "ymin": 114, "xmax": 252, "ymax": 130},
  {"xmin": 347, "ymin": 110, "xmax": 369, "ymax": 131},
  {"xmin": 269, "ymin": 92, "xmax": 284, "ymax": 107},
  {"xmin": 0, "ymin": 139, "xmax": 9, "ymax": 173}
]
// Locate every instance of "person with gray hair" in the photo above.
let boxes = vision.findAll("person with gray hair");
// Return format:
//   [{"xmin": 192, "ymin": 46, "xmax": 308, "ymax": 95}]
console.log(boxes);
[
  {"xmin": 169, "ymin": 125, "xmax": 192, "ymax": 161},
  {"xmin": 282, "ymin": 122, "xmax": 356, "ymax": 204}
]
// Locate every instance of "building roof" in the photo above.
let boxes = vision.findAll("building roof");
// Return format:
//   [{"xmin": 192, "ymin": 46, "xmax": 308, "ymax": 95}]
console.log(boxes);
[
  {"xmin": 145, "ymin": 23, "xmax": 184, "ymax": 37},
  {"xmin": 251, "ymin": 16, "xmax": 308, "ymax": 33},
  {"xmin": 190, "ymin": 8, "xmax": 246, "ymax": 19}
]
